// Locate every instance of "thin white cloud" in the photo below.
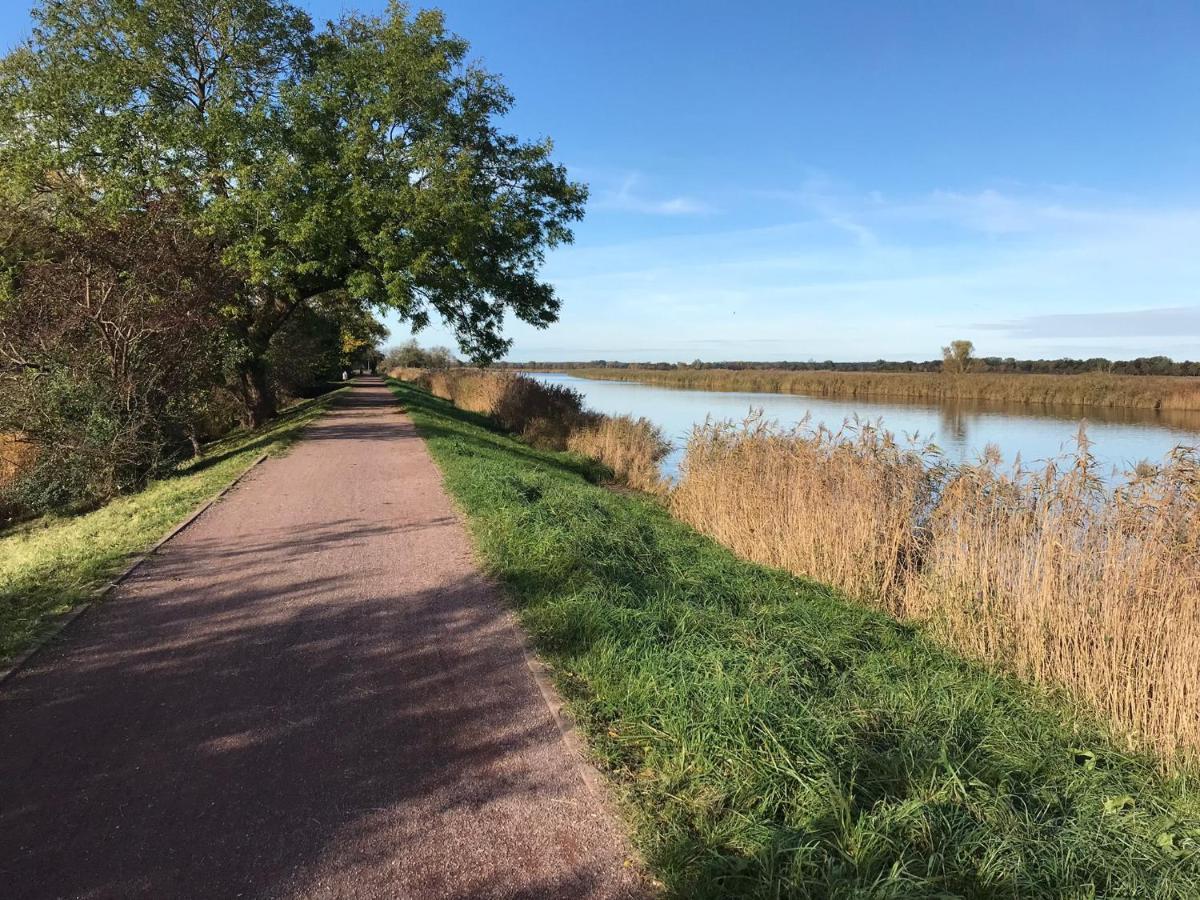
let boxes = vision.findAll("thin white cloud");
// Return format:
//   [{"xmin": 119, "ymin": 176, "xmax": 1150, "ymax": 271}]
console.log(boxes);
[
  {"xmin": 390, "ymin": 178, "xmax": 1200, "ymax": 361},
  {"xmin": 977, "ymin": 306, "xmax": 1200, "ymax": 339},
  {"xmin": 758, "ymin": 171, "xmax": 880, "ymax": 246},
  {"xmin": 593, "ymin": 172, "xmax": 712, "ymax": 216}
]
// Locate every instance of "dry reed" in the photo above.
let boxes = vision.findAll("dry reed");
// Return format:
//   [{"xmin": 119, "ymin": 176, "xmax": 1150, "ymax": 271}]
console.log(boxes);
[
  {"xmin": 386, "ymin": 366, "xmax": 425, "ymax": 382},
  {"xmin": 414, "ymin": 369, "xmax": 670, "ymax": 493},
  {"xmin": 0, "ymin": 434, "xmax": 34, "ymax": 490},
  {"xmin": 672, "ymin": 414, "xmax": 1200, "ymax": 763},
  {"xmin": 566, "ymin": 415, "xmax": 669, "ymax": 493},
  {"xmin": 673, "ymin": 415, "xmax": 939, "ymax": 603},
  {"xmin": 566, "ymin": 367, "xmax": 1200, "ymax": 412}
]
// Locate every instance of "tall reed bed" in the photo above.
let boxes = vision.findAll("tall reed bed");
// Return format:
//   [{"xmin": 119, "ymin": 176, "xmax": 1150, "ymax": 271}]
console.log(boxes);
[
  {"xmin": 565, "ymin": 367, "xmax": 1200, "ymax": 411},
  {"xmin": 386, "ymin": 366, "xmax": 426, "ymax": 383},
  {"xmin": 414, "ymin": 369, "xmax": 669, "ymax": 493},
  {"xmin": 673, "ymin": 415, "xmax": 1200, "ymax": 763},
  {"xmin": 565, "ymin": 416, "xmax": 669, "ymax": 496}
]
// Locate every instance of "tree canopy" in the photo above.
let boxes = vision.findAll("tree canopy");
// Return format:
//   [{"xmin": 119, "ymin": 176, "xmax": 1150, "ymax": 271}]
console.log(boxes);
[
  {"xmin": 941, "ymin": 339, "xmax": 975, "ymax": 375},
  {"xmin": 0, "ymin": 0, "xmax": 585, "ymax": 514},
  {"xmin": 1, "ymin": 0, "xmax": 584, "ymax": 419}
]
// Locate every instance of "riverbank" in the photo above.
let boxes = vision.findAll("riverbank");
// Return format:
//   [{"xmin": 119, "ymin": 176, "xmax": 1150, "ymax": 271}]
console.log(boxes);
[
  {"xmin": 417, "ymin": 368, "xmax": 1200, "ymax": 761},
  {"xmin": 0, "ymin": 390, "xmax": 343, "ymax": 662},
  {"xmin": 387, "ymin": 375, "xmax": 1200, "ymax": 897},
  {"xmin": 673, "ymin": 414, "xmax": 1200, "ymax": 763},
  {"xmin": 554, "ymin": 367, "xmax": 1200, "ymax": 411}
]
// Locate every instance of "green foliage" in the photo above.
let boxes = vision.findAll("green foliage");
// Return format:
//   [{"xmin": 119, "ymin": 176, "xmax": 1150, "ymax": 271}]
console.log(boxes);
[
  {"xmin": 0, "ymin": 0, "xmax": 582, "ymax": 513},
  {"xmin": 381, "ymin": 339, "xmax": 459, "ymax": 371},
  {"xmin": 388, "ymin": 376, "xmax": 1200, "ymax": 898},
  {"xmin": 0, "ymin": 207, "xmax": 238, "ymax": 513},
  {"xmin": 2, "ymin": 372, "xmax": 141, "ymax": 513},
  {"xmin": 0, "ymin": 389, "xmax": 341, "ymax": 662},
  {"xmin": 266, "ymin": 304, "xmax": 386, "ymax": 397},
  {"xmin": 0, "ymin": 0, "xmax": 586, "ymax": 373},
  {"xmin": 337, "ymin": 308, "xmax": 388, "ymax": 372}
]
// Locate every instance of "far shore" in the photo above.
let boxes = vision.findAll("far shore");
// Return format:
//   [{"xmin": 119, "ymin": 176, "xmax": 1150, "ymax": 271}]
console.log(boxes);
[{"xmin": 524, "ymin": 366, "xmax": 1200, "ymax": 412}]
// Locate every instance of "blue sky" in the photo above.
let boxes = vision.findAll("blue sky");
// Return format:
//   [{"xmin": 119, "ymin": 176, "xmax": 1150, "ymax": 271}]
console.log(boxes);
[{"xmin": 5, "ymin": 1, "xmax": 1199, "ymax": 361}]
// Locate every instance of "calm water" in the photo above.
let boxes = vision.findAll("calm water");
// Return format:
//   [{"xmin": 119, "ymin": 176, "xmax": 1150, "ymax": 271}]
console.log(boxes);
[{"xmin": 529, "ymin": 372, "xmax": 1200, "ymax": 482}]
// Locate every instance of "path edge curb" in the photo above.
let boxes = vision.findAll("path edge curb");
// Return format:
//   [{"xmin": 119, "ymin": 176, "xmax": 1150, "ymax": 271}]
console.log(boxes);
[
  {"xmin": 515, "ymin": 631, "xmax": 611, "ymax": 796},
  {"xmin": 0, "ymin": 452, "xmax": 271, "ymax": 686}
]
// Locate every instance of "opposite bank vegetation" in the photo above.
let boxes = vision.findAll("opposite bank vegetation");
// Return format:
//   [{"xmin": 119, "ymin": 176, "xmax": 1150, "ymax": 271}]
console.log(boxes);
[
  {"xmin": 388, "ymin": 372, "xmax": 1200, "ymax": 897},
  {"xmin": 551, "ymin": 367, "xmax": 1200, "ymax": 412}
]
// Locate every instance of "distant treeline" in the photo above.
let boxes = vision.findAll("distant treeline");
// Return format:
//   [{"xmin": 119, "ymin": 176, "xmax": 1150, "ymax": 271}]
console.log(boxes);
[{"xmin": 502, "ymin": 355, "xmax": 1200, "ymax": 376}]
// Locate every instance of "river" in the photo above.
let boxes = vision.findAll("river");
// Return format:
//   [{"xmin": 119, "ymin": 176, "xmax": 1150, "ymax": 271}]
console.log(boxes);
[{"xmin": 528, "ymin": 372, "xmax": 1200, "ymax": 482}]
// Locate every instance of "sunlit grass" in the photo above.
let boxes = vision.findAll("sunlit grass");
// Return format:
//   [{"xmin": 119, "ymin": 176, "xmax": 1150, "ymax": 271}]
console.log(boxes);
[
  {"xmin": 673, "ymin": 415, "xmax": 1200, "ymax": 764},
  {"xmin": 389, "ymin": 376, "xmax": 1200, "ymax": 898},
  {"xmin": 409, "ymin": 367, "xmax": 670, "ymax": 493},
  {"xmin": 0, "ymin": 390, "xmax": 342, "ymax": 662}
]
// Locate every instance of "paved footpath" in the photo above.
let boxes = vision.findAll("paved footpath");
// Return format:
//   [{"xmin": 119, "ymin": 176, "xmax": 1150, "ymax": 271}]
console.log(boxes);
[{"xmin": 0, "ymin": 378, "xmax": 644, "ymax": 899}]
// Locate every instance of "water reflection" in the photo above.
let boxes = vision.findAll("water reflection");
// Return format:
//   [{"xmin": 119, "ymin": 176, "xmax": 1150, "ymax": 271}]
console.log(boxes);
[
  {"xmin": 529, "ymin": 372, "xmax": 1200, "ymax": 483},
  {"xmin": 940, "ymin": 403, "xmax": 969, "ymax": 446}
]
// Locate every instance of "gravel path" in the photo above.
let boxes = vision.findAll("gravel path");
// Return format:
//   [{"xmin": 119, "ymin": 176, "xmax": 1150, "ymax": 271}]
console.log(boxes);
[{"xmin": 0, "ymin": 378, "xmax": 644, "ymax": 899}]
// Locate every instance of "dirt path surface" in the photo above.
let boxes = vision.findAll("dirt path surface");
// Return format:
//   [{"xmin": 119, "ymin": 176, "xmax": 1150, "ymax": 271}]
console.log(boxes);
[{"xmin": 0, "ymin": 378, "xmax": 644, "ymax": 899}]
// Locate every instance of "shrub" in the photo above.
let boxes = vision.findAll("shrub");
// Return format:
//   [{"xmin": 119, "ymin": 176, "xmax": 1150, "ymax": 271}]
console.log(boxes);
[
  {"xmin": 0, "ymin": 207, "xmax": 234, "ymax": 513},
  {"xmin": 381, "ymin": 340, "xmax": 460, "ymax": 372},
  {"xmin": 490, "ymin": 377, "xmax": 590, "ymax": 447}
]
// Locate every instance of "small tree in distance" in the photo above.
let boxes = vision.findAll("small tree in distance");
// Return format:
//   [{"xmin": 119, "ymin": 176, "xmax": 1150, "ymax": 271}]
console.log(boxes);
[{"xmin": 942, "ymin": 340, "xmax": 975, "ymax": 375}]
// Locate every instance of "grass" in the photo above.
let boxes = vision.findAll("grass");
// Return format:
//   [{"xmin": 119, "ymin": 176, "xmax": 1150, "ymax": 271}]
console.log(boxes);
[
  {"xmin": 0, "ymin": 389, "xmax": 343, "ymax": 662},
  {"xmin": 560, "ymin": 367, "xmax": 1200, "ymax": 411},
  {"xmin": 672, "ymin": 416, "xmax": 1200, "ymax": 765},
  {"xmin": 409, "ymin": 367, "xmax": 670, "ymax": 493},
  {"xmin": 387, "ymin": 376, "xmax": 1200, "ymax": 898}
]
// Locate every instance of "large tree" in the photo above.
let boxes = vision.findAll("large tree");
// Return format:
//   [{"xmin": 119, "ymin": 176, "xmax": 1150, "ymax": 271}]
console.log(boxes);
[{"xmin": 0, "ymin": 0, "xmax": 586, "ymax": 422}]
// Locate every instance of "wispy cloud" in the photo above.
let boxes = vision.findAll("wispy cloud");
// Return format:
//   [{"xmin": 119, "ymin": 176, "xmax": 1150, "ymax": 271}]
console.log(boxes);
[
  {"xmin": 593, "ymin": 172, "xmax": 712, "ymax": 216},
  {"xmin": 391, "ymin": 177, "xmax": 1200, "ymax": 361},
  {"xmin": 977, "ymin": 306, "xmax": 1200, "ymax": 339},
  {"xmin": 759, "ymin": 171, "xmax": 880, "ymax": 246}
]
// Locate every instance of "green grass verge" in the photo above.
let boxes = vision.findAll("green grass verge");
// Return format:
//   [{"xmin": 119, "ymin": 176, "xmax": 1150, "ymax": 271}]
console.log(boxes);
[
  {"xmin": 0, "ymin": 389, "xmax": 344, "ymax": 662},
  {"xmin": 388, "ymin": 377, "xmax": 1200, "ymax": 899}
]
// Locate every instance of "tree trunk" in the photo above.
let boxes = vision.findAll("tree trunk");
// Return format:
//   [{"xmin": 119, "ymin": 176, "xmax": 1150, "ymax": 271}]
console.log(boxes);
[{"xmin": 237, "ymin": 357, "xmax": 277, "ymax": 427}]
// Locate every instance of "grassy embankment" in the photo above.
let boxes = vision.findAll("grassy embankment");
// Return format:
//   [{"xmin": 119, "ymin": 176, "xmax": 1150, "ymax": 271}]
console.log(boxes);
[
  {"xmin": 560, "ymin": 367, "xmax": 1200, "ymax": 411},
  {"xmin": 674, "ymin": 416, "xmax": 1200, "ymax": 765},
  {"xmin": 412, "ymin": 368, "xmax": 1200, "ymax": 763},
  {"xmin": 0, "ymin": 390, "xmax": 343, "ymax": 662},
  {"xmin": 418, "ymin": 368, "xmax": 670, "ymax": 493},
  {"xmin": 388, "ymin": 375, "xmax": 1200, "ymax": 898}
]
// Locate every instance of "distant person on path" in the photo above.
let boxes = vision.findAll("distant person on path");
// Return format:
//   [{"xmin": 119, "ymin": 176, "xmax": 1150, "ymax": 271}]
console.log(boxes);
[{"xmin": 342, "ymin": 370, "xmax": 349, "ymax": 381}]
